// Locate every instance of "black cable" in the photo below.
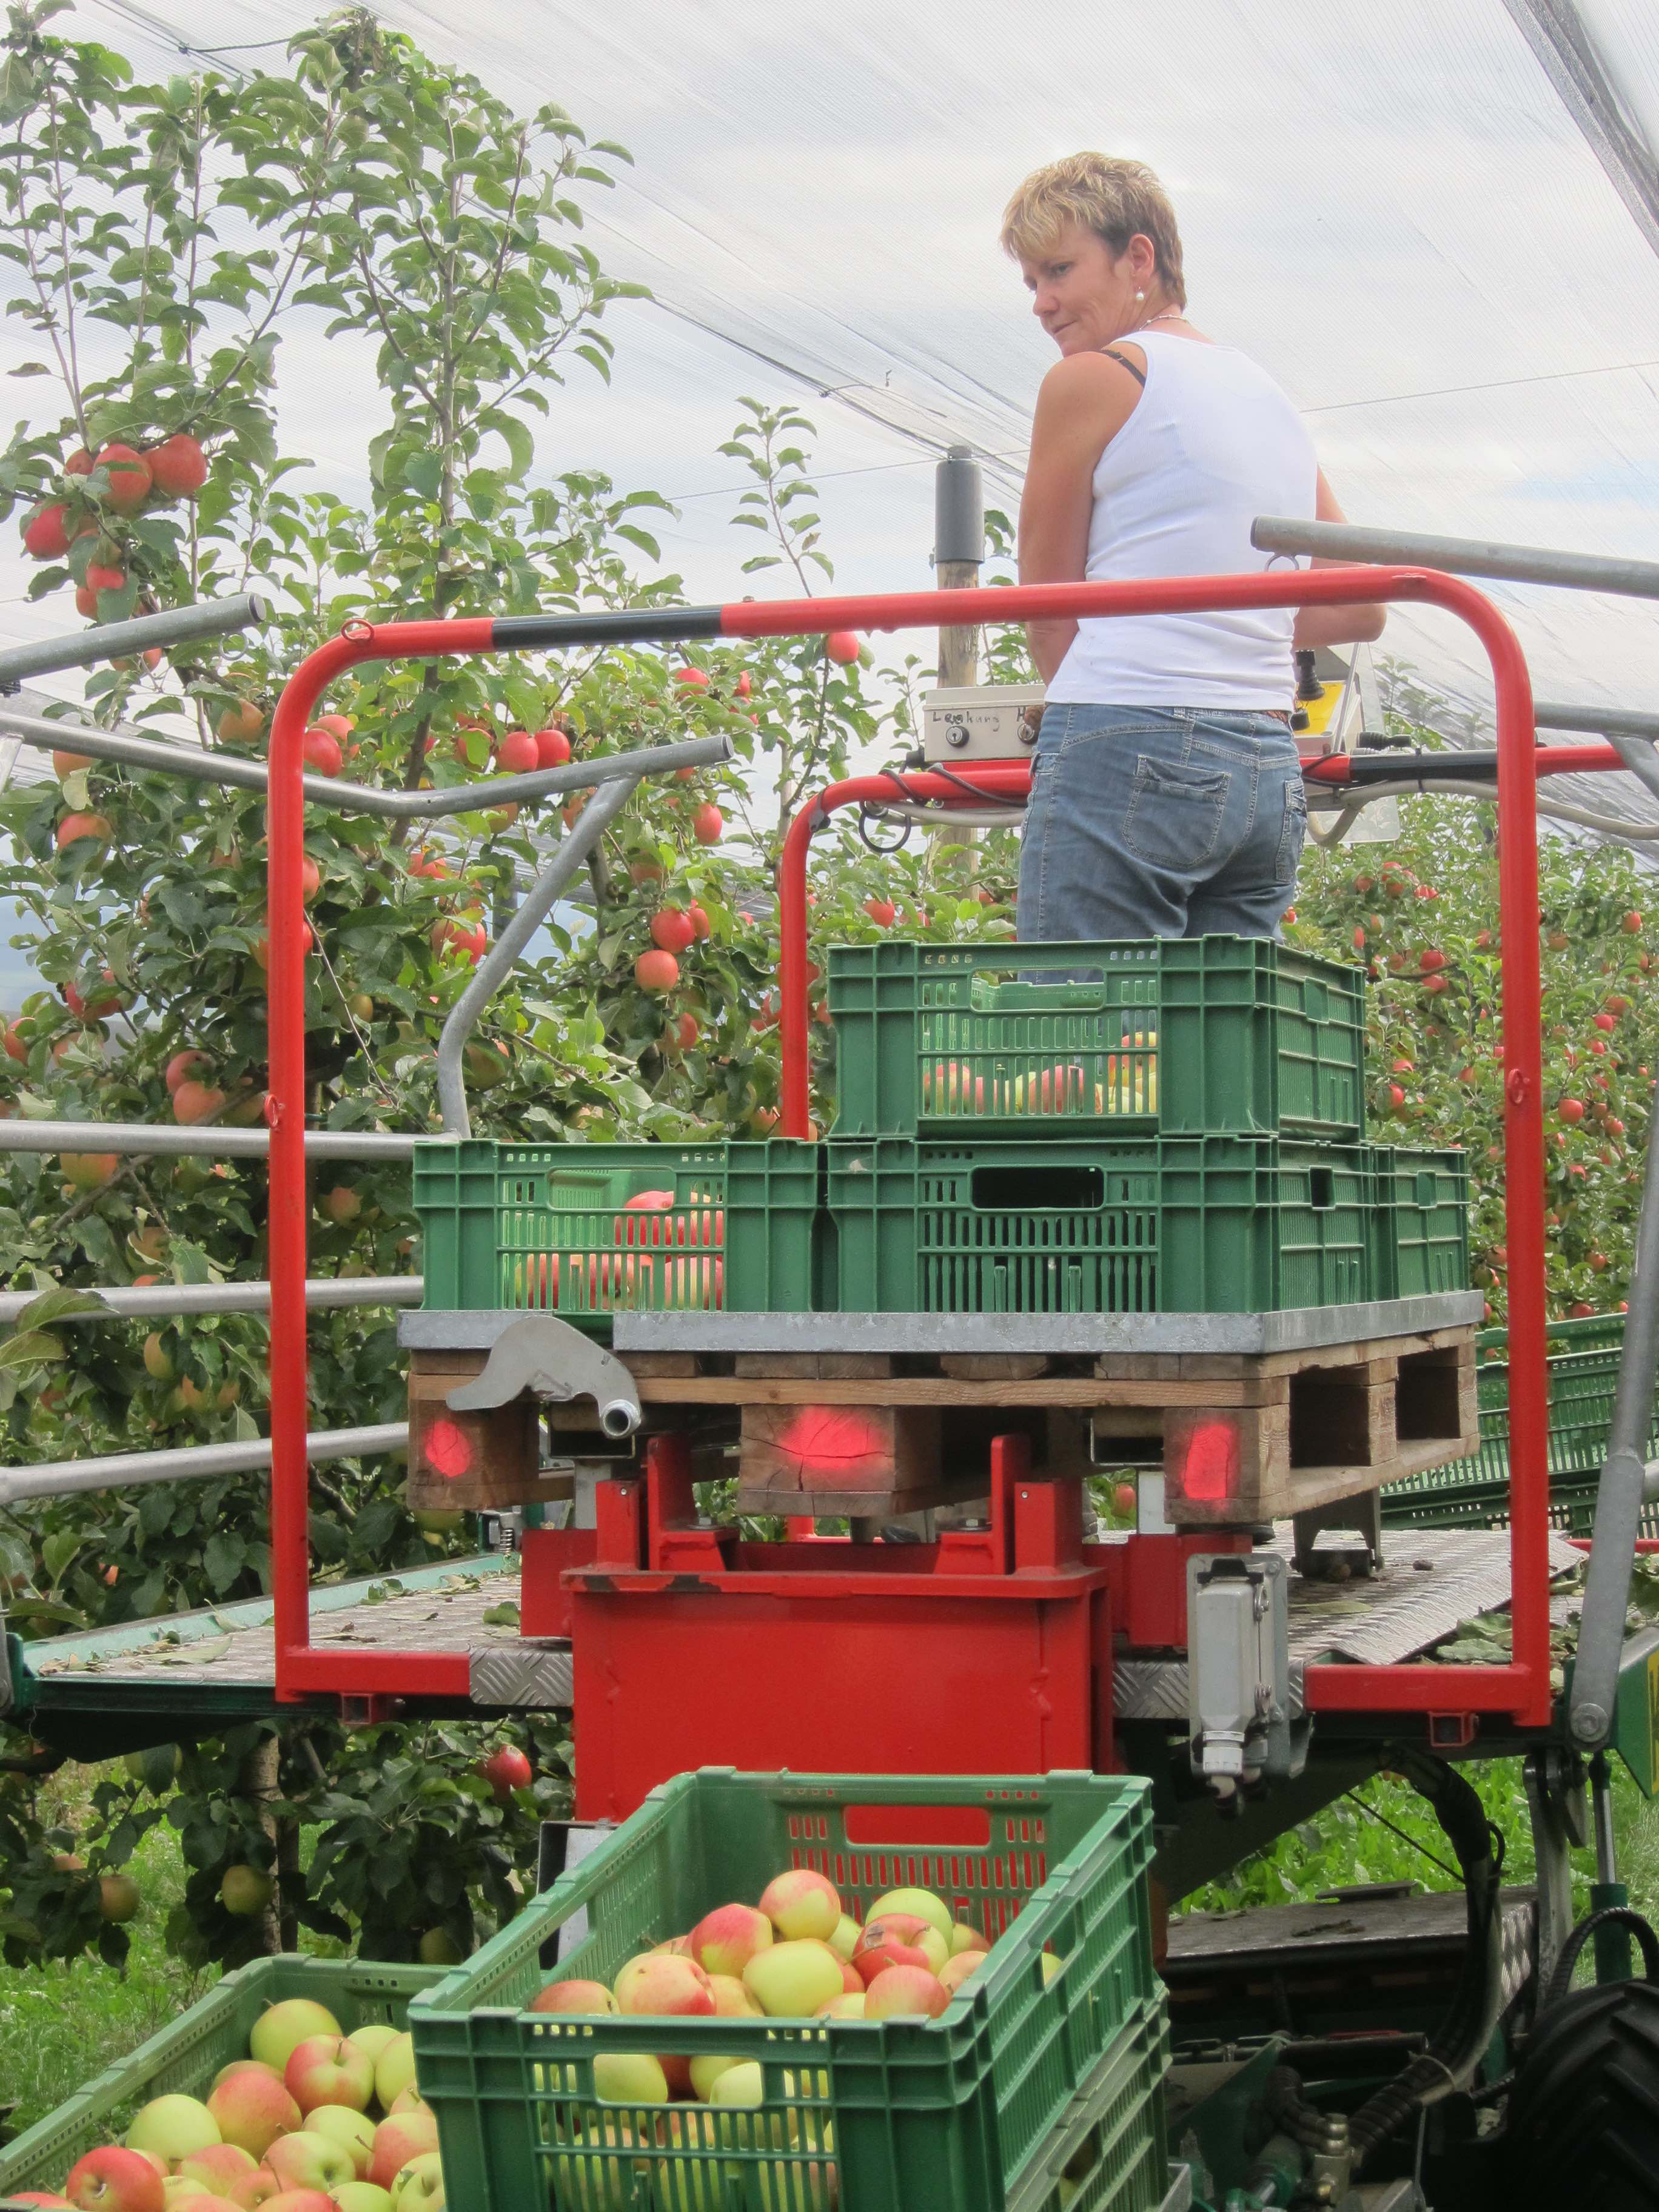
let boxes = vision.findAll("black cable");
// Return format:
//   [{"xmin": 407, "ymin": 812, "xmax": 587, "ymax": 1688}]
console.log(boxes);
[{"xmin": 1541, "ymin": 1905, "xmax": 1659, "ymax": 2010}]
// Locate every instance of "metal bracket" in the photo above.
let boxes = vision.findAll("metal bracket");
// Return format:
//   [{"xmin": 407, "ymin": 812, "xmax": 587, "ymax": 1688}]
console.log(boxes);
[
  {"xmin": 1187, "ymin": 1552, "xmax": 1309, "ymax": 1799},
  {"xmin": 445, "ymin": 1313, "xmax": 641, "ymax": 1438}
]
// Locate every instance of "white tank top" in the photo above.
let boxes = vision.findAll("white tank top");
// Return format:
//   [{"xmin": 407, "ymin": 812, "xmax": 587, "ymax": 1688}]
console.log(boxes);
[{"xmin": 1052, "ymin": 330, "xmax": 1319, "ymax": 711}]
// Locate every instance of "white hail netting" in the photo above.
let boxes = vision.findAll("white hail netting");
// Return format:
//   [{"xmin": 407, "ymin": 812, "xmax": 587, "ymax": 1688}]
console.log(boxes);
[{"xmin": 1, "ymin": 0, "xmax": 1656, "ymax": 842}]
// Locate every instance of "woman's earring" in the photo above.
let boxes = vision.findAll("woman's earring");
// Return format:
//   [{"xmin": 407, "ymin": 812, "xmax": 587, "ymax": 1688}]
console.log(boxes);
[{"xmin": 1134, "ymin": 290, "xmax": 1145, "ymax": 302}]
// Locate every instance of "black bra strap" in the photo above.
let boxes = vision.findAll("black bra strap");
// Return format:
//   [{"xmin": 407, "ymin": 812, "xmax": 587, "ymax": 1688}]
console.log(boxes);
[{"xmin": 1101, "ymin": 346, "xmax": 1147, "ymax": 387}]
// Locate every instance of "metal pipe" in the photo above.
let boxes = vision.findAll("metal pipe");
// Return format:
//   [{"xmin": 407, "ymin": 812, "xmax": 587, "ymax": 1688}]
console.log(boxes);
[
  {"xmin": 0, "ymin": 1275, "xmax": 420, "ymax": 1325},
  {"xmin": 1570, "ymin": 1077, "xmax": 1659, "ymax": 1745},
  {"xmin": 0, "ymin": 1420, "xmax": 406, "ymax": 1507},
  {"xmin": 1592, "ymin": 1751, "xmax": 1620, "ymax": 1886},
  {"xmin": 1250, "ymin": 515, "xmax": 1659, "ymax": 601},
  {"xmin": 435, "ymin": 773, "xmax": 640, "ymax": 1136},
  {"xmin": 0, "ymin": 594, "xmax": 270, "ymax": 689},
  {"xmin": 1536, "ymin": 702, "xmax": 1659, "ymax": 742},
  {"xmin": 0, "ymin": 705, "xmax": 729, "ymax": 819},
  {"xmin": 0, "ymin": 1119, "xmax": 418, "ymax": 1161}
]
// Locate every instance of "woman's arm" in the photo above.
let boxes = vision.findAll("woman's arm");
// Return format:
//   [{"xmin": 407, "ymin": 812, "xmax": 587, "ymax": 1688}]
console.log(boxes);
[
  {"xmin": 1017, "ymin": 354, "xmax": 1141, "ymax": 685},
  {"xmin": 1292, "ymin": 471, "xmax": 1388, "ymax": 647}
]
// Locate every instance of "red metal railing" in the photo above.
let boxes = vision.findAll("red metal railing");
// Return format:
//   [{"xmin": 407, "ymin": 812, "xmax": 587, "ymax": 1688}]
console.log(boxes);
[{"xmin": 267, "ymin": 567, "xmax": 1553, "ymax": 1724}]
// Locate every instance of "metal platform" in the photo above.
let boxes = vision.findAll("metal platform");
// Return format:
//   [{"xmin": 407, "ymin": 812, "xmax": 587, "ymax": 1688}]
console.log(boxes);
[
  {"xmin": 398, "ymin": 1294, "xmax": 1483, "ymax": 1356},
  {"xmin": 1113, "ymin": 1524, "xmax": 1584, "ymax": 1720},
  {"xmin": 6, "ymin": 1554, "xmax": 569, "ymax": 1753}
]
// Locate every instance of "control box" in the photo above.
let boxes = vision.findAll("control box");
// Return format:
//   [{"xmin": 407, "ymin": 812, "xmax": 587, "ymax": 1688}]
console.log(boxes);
[{"xmin": 920, "ymin": 683, "xmax": 1046, "ymax": 763}]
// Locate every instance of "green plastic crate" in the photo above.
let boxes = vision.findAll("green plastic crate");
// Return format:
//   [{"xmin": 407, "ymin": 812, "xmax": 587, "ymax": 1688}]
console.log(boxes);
[
  {"xmin": 826, "ymin": 936, "xmax": 1366, "ymax": 1141},
  {"xmin": 409, "ymin": 1768, "xmax": 1165, "ymax": 2212},
  {"xmin": 0, "ymin": 1955, "xmax": 441, "ymax": 2198},
  {"xmin": 825, "ymin": 1134, "xmax": 1373, "ymax": 1315},
  {"xmin": 1382, "ymin": 1313, "xmax": 1659, "ymax": 1537},
  {"xmin": 413, "ymin": 1138, "xmax": 820, "ymax": 1327},
  {"xmin": 1369, "ymin": 1145, "xmax": 1470, "ymax": 1298}
]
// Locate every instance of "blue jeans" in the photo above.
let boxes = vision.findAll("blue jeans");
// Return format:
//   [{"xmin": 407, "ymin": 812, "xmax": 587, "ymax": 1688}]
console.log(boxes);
[{"xmin": 1016, "ymin": 705, "xmax": 1307, "ymax": 942}]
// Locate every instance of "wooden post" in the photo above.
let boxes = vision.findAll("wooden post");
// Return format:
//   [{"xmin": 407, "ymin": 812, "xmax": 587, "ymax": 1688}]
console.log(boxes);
[{"xmin": 932, "ymin": 445, "xmax": 984, "ymax": 866}]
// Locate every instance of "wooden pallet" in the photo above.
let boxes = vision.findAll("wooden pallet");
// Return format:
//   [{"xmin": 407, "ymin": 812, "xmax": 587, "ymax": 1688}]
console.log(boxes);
[{"xmin": 410, "ymin": 1326, "xmax": 1476, "ymax": 1527}]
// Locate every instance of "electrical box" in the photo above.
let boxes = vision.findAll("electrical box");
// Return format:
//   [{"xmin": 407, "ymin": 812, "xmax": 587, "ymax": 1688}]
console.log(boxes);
[{"xmin": 921, "ymin": 683, "xmax": 1046, "ymax": 764}]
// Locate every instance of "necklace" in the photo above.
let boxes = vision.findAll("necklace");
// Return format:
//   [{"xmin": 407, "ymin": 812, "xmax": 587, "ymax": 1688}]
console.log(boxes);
[{"xmin": 1133, "ymin": 307, "xmax": 1185, "ymax": 331}]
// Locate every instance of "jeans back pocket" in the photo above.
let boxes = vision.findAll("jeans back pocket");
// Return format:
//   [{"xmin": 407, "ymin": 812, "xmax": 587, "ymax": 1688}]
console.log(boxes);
[{"xmin": 1122, "ymin": 756, "xmax": 1229, "ymax": 873}]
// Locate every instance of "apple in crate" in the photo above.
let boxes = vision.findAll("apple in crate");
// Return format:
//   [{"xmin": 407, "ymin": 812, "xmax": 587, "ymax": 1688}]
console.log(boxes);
[
  {"xmin": 368, "ymin": 2113, "xmax": 440, "ymax": 2193},
  {"xmin": 264, "ymin": 2133, "xmax": 355, "ymax": 2198},
  {"xmin": 388, "ymin": 2152, "xmax": 444, "ymax": 2209},
  {"xmin": 126, "ymin": 2095, "xmax": 221, "ymax": 2163},
  {"xmin": 758, "ymin": 1869, "xmax": 840, "ymax": 1942},
  {"xmin": 64, "ymin": 2148, "xmax": 167, "ymax": 2212},
  {"xmin": 866, "ymin": 1888, "xmax": 954, "ymax": 1940},
  {"xmin": 743, "ymin": 1940, "xmax": 845, "ymax": 2019},
  {"xmin": 286, "ymin": 2034, "xmax": 375, "ymax": 2114},
  {"xmin": 207, "ymin": 2068, "xmax": 300, "ymax": 2156},
  {"xmin": 530, "ymin": 1977, "xmax": 618, "ymax": 2014},
  {"xmin": 373, "ymin": 2035, "xmax": 418, "ymax": 2111},
  {"xmin": 689, "ymin": 1902, "xmax": 774, "ymax": 1978},
  {"xmin": 864, "ymin": 1966, "xmax": 949, "ymax": 2020},
  {"xmin": 302, "ymin": 2105, "xmax": 377, "ymax": 2175},
  {"xmin": 614, "ymin": 1952, "xmax": 716, "ymax": 2018},
  {"xmin": 250, "ymin": 2001, "xmax": 343, "ymax": 2076}
]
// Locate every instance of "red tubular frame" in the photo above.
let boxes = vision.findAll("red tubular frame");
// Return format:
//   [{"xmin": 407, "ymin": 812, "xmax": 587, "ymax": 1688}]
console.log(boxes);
[{"xmin": 267, "ymin": 566, "xmax": 1553, "ymax": 1728}]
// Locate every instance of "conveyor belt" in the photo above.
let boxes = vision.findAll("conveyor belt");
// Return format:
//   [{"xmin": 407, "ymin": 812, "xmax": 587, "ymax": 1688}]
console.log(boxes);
[
  {"xmin": 1113, "ymin": 1525, "xmax": 1584, "ymax": 1719},
  {"xmin": 6, "ymin": 1553, "xmax": 570, "ymax": 1749}
]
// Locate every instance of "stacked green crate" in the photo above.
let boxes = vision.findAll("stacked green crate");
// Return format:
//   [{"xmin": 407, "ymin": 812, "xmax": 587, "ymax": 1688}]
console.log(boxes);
[
  {"xmin": 822, "ymin": 936, "xmax": 1435, "ymax": 1315},
  {"xmin": 412, "ymin": 1137, "xmax": 820, "ymax": 1329}
]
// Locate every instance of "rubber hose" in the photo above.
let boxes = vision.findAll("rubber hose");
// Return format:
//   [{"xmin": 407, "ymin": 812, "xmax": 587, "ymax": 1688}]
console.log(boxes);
[{"xmin": 1541, "ymin": 1905, "xmax": 1659, "ymax": 2011}]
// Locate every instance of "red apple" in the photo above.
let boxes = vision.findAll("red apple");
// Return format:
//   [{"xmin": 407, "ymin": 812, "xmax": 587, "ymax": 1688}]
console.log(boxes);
[
  {"xmin": 614, "ymin": 1951, "xmax": 716, "ymax": 2018},
  {"xmin": 825, "ymin": 631, "xmax": 860, "ymax": 665},
  {"xmin": 61, "ymin": 1151, "xmax": 119, "ymax": 1193},
  {"xmin": 301, "ymin": 727, "xmax": 343, "ymax": 777},
  {"xmin": 692, "ymin": 803, "xmax": 723, "ymax": 846},
  {"xmin": 495, "ymin": 729, "xmax": 538, "ymax": 774},
  {"xmin": 63, "ymin": 2147, "xmax": 165, "ymax": 2212},
  {"xmin": 650, "ymin": 907, "xmax": 695, "ymax": 954},
  {"xmin": 56, "ymin": 811, "xmax": 112, "ymax": 851},
  {"xmin": 208, "ymin": 2065, "xmax": 301, "ymax": 2157},
  {"xmin": 477, "ymin": 1744, "xmax": 531, "ymax": 1800},
  {"xmin": 24, "ymin": 503, "xmax": 72, "ymax": 559},
  {"xmin": 634, "ymin": 948, "xmax": 679, "ymax": 991},
  {"xmin": 1558, "ymin": 1098, "xmax": 1586, "ymax": 1124},
  {"xmin": 675, "ymin": 1012, "xmax": 700, "ymax": 1048},
  {"xmin": 145, "ymin": 434, "xmax": 209, "ymax": 498},
  {"xmin": 689, "ymin": 1902, "xmax": 774, "ymax": 1979},
  {"xmin": 674, "ymin": 666, "xmax": 709, "ymax": 691},
  {"xmin": 367, "ymin": 2112, "xmax": 440, "ymax": 2191},
  {"xmin": 217, "ymin": 702, "xmax": 265, "ymax": 746},
  {"xmin": 284, "ymin": 2034, "xmax": 375, "ymax": 2115},
  {"xmin": 863, "ymin": 1964, "xmax": 948, "ymax": 2019},
  {"xmin": 863, "ymin": 897, "xmax": 896, "ymax": 927},
  {"xmin": 687, "ymin": 903, "xmax": 711, "ymax": 940},
  {"xmin": 534, "ymin": 726, "xmax": 572, "ymax": 766},
  {"xmin": 173, "ymin": 1079, "xmax": 226, "ymax": 1126},
  {"xmin": 529, "ymin": 1977, "xmax": 617, "ymax": 2015},
  {"xmin": 95, "ymin": 443, "xmax": 152, "ymax": 511}
]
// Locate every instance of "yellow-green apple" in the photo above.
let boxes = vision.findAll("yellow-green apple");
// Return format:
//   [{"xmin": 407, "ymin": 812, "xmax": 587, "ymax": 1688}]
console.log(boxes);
[
  {"xmin": 372, "ymin": 2036, "xmax": 417, "ymax": 2112},
  {"xmin": 649, "ymin": 1934, "xmax": 692, "ymax": 1956},
  {"xmin": 937, "ymin": 1954, "xmax": 982, "ymax": 1998},
  {"xmin": 863, "ymin": 1966, "xmax": 948, "ymax": 2021},
  {"xmin": 816, "ymin": 1992, "xmax": 866, "ymax": 2020},
  {"xmin": 250, "ymin": 2002, "xmax": 342, "ymax": 2077},
  {"xmin": 127, "ymin": 2096, "xmax": 222, "ymax": 2163},
  {"xmin": 177, "ymin": 2150, "xmax": 259, "ymax": 2197},
  {"xmin": 159, "ymin": 2179, "xmax": 204, "ymax": 2207},
  {"xmin": 552, "ymin": 2114, "xmax": 646, "ymax": 2212},
  {"xmin": 166, "ymin": 2197, "xmax": 242, "ymax": 2212},
  {"xmin": 262, "ymin": 2133, "xmax": 354, "ymax": 2198},
  {"xmin": 285, "ymin": 2034, "xmax": 375, "ymax": 2114},
  {"xmin": 688, "ymin": 2053, "xmax": 741, "ymax": 2102},
  {"xmin": 343, "ymin": 2025, "xmax": 401, "ymax": 2070},
  {"xmin": 742, "ymin": 1940, "xmax": 845, "ymax": 2019},
  {"xmin": 260, "ymin": 2196, "xmax": 340, "ymax": 2212},
  {"xmin": 528, "ymin": 1977, "xmax": 616, "ymax": 2016},
  {"xmin": 591, "ymin": 2052, "xmax": 668, "ymax": 2104},
  {"xmin": 389, "ymin": 2153, "xmax": 443, "ymax": 2210},
  {"xmin": 301, "ymin": 2105, "xmax": 376, "ymax": 2176},
  {"xmin": 1041, "ymin": 1952, "xmax": 1061, "ymax": 1983},
  {"xmin": 335, "ymin": 2189, "xmax": 394, "ymax": 2212},
  {"xmin": 387, "ymin": 2090, "xmax": 428, "ymax": 2117},
  {"xmin": 708, "ymin": 2063, "xmax": 763, "ymax": 2108},
  {"xmin": 655, "ymin": 2109, "xmax": 737, "ymax": 2212},
  {"xmin": 757, "ymin": 1870, "xmax": 840, "ymax": 1943},
  {"xmin": 867, "ymin": 1889, "xmax": 953, "ymax": 1941},
  {"xmin": 948, "ymin": 1924, "xmax": 990, "ymax": 1959},
  {"xmin": 367, "ymin": 2113, "xmax": 440, "ymax": 2193},
  {"xmin": 826, "ymin": 1916, "xmax": 861, "ymax": 1963},
  {"xmin": 207, "ymin": 2068, "xmax": 300, "ymax": 2156},
  {"xmin": 706, "ymin": 1974, "xmax": 763, "ymax": 2019},
  {"xmin": 689, "ymin": 1903, "xmax": 773, "ymax": 1979},
  {"xmin": 835, "ymin": 1957, "xmax": 863, "ymax": 1996},
  {"xmin": 64, "ymin": 2147, "xmax": 166, "ymax": 2212},
  {"xmin": 613, "ymin": 1952, "xmax": 716, "ymax": 2019},
  {"xmin": 220, "ymin": 1866, "xmax": 272, "ymax": 1918}
]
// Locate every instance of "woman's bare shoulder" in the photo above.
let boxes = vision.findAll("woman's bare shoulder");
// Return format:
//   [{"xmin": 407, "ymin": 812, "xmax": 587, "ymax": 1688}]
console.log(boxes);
[{"xmin": 1035, "ymin": 349, "xmax": 1144, "ymax": 421}]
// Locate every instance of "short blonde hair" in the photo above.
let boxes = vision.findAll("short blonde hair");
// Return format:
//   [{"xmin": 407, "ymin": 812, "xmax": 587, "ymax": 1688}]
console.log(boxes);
[{"xmin": 1000, "ymin": 153, "xmax": 1187, "ymax": 308}]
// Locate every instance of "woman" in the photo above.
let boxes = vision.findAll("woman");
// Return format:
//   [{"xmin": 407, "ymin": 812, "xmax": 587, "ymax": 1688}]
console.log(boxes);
[{"xmin": 1002, "ymin": 153, "xmax": 1385, "ymax": 942}]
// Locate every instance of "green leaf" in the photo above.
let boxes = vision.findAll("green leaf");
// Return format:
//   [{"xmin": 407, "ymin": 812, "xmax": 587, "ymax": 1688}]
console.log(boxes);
[
  {"xmin": 13, "ymin": 1286, "xmax": 107, "ymax": 1330},
  {"xmin": 41, "ymin": 1530, "xmax": 81, "ymax": 1584},
  {"xmin": 402, "ymin": 451, "xmax": 444, "ymax": 501},
  {"xmin": 0, "ymin": 1329, "xmax": 64, "ymax": 1371},
  {"xmin": 478, "ymin": 407, "xmax": 534, "ymax": 483}
]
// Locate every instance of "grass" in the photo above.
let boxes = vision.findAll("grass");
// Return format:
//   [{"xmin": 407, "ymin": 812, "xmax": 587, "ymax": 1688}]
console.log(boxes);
[{"xmin": 0, "ymin": 1797, "xmax": 214, "ymax": 2139}]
